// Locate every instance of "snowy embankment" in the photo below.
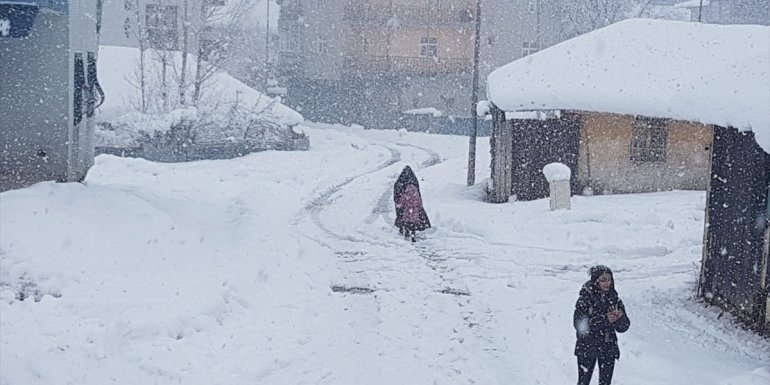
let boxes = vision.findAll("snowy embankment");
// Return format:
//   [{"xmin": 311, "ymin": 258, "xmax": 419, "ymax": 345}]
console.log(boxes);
[
  {"xmin": 1, "ymin": 124, "xmax": 768, "ymax": 384},
  {"xmin": 95, "ymin": 45, "xmax": 303, "ymax": 146}
]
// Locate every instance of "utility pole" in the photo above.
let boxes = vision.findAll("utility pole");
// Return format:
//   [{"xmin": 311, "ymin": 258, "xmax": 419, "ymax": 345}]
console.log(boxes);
[
  {"xmin": 698, "ymin": 0, "xmax": 703, "ymax": 22},
  {"xmin": 265, "ymin": 0, "xmax": 271, "ymax": 86},
  {"xmin": 466, "ymin": 0, "xmax": 482, "ymax": 186}
]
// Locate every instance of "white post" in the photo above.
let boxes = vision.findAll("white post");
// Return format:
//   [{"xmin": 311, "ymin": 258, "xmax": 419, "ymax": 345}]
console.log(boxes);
[{"xmin": 543, "ymin": 162, "xmax": 571, "ymax": 211}]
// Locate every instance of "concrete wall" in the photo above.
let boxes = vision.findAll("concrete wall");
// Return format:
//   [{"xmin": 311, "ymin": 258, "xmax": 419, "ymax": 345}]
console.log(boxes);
[
  {"xmin": 400, "ymin": 73, "xmax": 471, "ymax": 117},
  {"xmin": 1, "ymin": 10, "xmax": 69, "ymax": 188},
  {"xmin": 577, "ymin": 112, "xmax": 713, "ymax": 194},
  {"xmin": 0, "ymin": 0, "xmax": 100, "ymax": 191}
]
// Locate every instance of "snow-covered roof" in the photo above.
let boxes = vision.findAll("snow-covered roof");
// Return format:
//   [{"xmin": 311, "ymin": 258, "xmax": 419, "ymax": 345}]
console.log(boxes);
[{"xmin": 486, "ymin": 19, "xmax": 770, "ymax": 154}]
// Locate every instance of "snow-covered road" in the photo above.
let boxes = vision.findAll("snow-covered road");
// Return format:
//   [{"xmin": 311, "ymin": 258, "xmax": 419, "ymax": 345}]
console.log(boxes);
[{"xmin": 1, "ymin": 124, "xmax": 768, "ymax": 384}]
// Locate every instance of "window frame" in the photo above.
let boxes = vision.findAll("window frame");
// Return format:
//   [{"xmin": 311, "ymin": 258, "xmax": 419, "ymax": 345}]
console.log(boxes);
[
  {"xmin": 521, "ymin": 41, "xmax": 539, "ymax": 56},
  {"xmin": 420, "ymin": 37, "xmax": 438, "ymax": 57},
  {"xmin": 630, "ymin": 116, "xmax": 668, "ymax": 163}
]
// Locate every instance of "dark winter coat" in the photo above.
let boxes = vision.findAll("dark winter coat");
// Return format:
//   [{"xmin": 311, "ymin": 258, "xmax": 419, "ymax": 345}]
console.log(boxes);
[
  {"xmin": 394, "ymin": 166, "xmax": 431, "ymax": 230},
  {"xmin": 573, "ymin": 270, "xmax": 630, "ymax": 360}
]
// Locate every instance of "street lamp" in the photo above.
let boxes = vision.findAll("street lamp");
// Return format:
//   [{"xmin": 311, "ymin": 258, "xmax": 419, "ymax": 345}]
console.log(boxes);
[{"xmin": 466, "ymin": 0, "xmax": 481, "ymax": 186}]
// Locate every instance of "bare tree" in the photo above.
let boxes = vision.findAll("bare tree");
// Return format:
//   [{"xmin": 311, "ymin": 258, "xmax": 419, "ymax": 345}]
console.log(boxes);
[
  {"xmin": 557, "ymin": 0, "xmax": 643, "ymax": 38},
  {"xmin": 179, "ymin": 0, "xmax": 191, "ymax": 105},
  {"xmin": 124, "ymin": 1, "xmax": 149, "ymax": 113},
  {"xmin": 126, "ymin": 0, "xmax": 254, "ymax": 113},
  {"xmin": 189, "ymin": 0, "xmax": 253, "ymax": 105}
]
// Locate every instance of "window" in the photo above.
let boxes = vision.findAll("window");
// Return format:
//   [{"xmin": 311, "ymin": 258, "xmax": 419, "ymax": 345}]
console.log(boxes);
[
  {"xmin": 316, "ymin": 37, "xmax": 329, "ymax": 54},
  {"xmin": 630, "ymin": 116, "xmax": 668, "ymax": 162},
  {"xmin": 145, "ymin": 5, "xmax": 178, "ymax": 50},
  {"xmin": 420, "ymin": 37, "xmax": 438, "ymax": 57},
  {"xmin": 289, "ymin": 24, "xmax": 303, "ymax": 51},
  {"xmin": 362, "ymin": 37, "xmax": 368, "ymax": 53},
  {"xmin": 123, "ymin": 17, "xmax": 131, "ymax": 38},
  {"xmin": 199, "ymin": 37, "xmax": 217, "ymax": 60},
  {"xmin": 528, "ymin": 0, "xmax": 537, "ymax": 13},
  {"xmin": 204, "ymin": 0, "xmax": 226, "ymax": 6},
  {"xmin": 521, "ymin": 41, "xmax": 539, "ymax": 56},
  {"xmin": 124, "ymin": 0, "xmax": 134, "ymax": 11}
]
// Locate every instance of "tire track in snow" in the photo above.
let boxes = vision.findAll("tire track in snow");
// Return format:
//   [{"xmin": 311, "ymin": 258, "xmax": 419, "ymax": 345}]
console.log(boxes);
[
  {"xmin": 300, "ymin": 137, "xmax": 506, "ymax": 382},
  {"xmin": 303, "ymin": 144, "xmax": 401, "ymax": 241}
]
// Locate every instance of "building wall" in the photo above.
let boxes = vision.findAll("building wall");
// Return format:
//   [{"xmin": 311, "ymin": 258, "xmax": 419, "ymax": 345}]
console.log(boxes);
[
  {"xmin": 0, "ymin": 11, "xmax": 69, "ymax": 189},
  {"xmin": 0, "ymin": 0, "xmax": 100, "ymax": 191},
  {"xmin": 100, "ymin": 0, "xmax": 218, "ymax": 51},
  {"xmin": 301, "ymin": 0, "xmax": 347, "ymax": 81},
  {"xmin": 577, "ymin": 112, "xmax": 712, "ymax": 194},
  {"xmin": 280, "ymin": 0, "xmax": 480, "ymax": 124},
  {"xmin": 687, "ymin": 0, "xmax": 770, "ymax": 25},
  {"xmin": 478, "ymin": 0, "xmax": 563, "ymax": 98}
]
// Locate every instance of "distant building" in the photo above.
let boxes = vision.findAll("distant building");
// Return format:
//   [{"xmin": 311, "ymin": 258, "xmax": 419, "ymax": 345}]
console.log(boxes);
[
  {"xmin": 276, "ymin": 0, "xmax": 568, "ymax": 130},
  {"xmin": 674, "ymin": 0, "xmax": 770, "ymax": 25},
  {"xmin": 100, "ymin": 0, "xmax": 252, "ymax": 52},
  {"xmin": 99, "ymin": 0, "xmax": 270, "ymax": 88},
  {"xmin": 484, "ymin": 19, "xmax": 768, "ymax": 202}
]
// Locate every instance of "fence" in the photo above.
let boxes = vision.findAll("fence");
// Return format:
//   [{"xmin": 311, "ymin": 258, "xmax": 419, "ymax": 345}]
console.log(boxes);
[
  {"xmin": 398, "ymin": 114, "xmax": 491, "ymax": 136},
  {"xmin": 96, "ymin": 137, "xmax": 310, "ymax": 163}
]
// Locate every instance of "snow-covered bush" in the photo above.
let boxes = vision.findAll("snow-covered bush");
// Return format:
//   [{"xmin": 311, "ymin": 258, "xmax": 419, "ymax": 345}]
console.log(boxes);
[{"xmin": 96, "ymin": 46, "xmax": 304, "ymax": 148}]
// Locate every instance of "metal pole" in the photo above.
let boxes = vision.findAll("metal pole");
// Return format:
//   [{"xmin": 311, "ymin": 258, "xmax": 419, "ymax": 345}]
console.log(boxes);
[
  {"xmin": 466, "ymin": 0, "xmax": 481, "ymax": 186},
  {"xmin": 265, "ymin": 0, "xmax": 270, "ymax": 85},
  {"xmin": 698, "ymin": 0, "xmax": 703, "ymax": 22}
]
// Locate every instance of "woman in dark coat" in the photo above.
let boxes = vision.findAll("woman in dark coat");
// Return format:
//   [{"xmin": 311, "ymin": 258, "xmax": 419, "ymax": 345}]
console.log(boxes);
[
  {"xmin": 573, "ymin": 265, "xmax": 630, "ymax": 385},
  {"xmin": 393, "ymin": 166, "xmax": 431, "ymax": 235}
]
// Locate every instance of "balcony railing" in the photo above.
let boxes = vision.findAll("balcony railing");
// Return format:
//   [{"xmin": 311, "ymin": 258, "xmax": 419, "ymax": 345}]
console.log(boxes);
[
  {"xmin": 344, "ymin": 55, "xmax": 471, "ymax": 75},
  {"xmin": 343, "ymin": 4, "xmax": 474, "ymax": 26}
]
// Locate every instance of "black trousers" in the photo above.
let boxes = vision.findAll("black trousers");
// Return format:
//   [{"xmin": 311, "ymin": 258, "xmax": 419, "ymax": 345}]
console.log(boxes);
[{"xmin": 577, "ymin": 355, "xmax": 615, "ymax": 385}]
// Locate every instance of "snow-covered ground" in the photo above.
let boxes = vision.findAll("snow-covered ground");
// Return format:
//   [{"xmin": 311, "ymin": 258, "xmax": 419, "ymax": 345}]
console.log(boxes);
[{"xmin": 1, "ymin": 124, "xmax": 768, "ymax": 384}]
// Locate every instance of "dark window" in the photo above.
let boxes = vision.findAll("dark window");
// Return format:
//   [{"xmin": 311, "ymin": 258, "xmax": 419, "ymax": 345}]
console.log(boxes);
[
  {"xmin": 630, "ymin": 116, "xmax": 668, "ymax": 162},
  {"xmin": 146, "ymin": 5, "xmax": 178, "ymax": 50},
  {"xmin": 420, "ymin": 37, "xmax": 438, "ymax": 57},
  {"xmin": 124, "ymin": 17, "xmax": 131, "ymax": 38},
  {"xmin": 73, "ymin": 52, "xmax": 85, "ymax": 126},
  {"xmin": 289, "ymin": 24, "xmax": 302, "ymax": 51},
  {"xmin": 199, "ymin": 36, "xmax": 218, "ymax": 60},
  {"xmin": 521, "ymin": 41, "xmax": 539, "ymax": 56}
]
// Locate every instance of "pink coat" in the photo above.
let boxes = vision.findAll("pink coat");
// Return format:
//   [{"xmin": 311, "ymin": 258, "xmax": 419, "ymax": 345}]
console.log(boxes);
[{"xmin": 398, "ymin": 184, "xmax": 423, "ymax": 224}]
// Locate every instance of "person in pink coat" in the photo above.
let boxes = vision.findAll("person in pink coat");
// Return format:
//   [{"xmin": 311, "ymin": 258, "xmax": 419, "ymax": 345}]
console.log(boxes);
[{"xmin": 397, "ymin": 184, "xmax": 430, "ymax": 242}]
